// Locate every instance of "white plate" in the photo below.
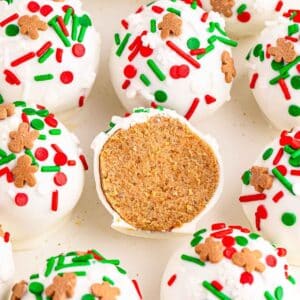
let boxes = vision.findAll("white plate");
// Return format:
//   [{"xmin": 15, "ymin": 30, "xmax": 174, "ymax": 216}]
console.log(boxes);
[{"xmin": 2, "ymin": 0, "xmax": 300, "ymax": 299}]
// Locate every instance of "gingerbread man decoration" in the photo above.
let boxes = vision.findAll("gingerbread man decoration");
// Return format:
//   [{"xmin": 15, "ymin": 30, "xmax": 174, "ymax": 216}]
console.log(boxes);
[
  {"xmin": 232, "ymin": 248, "xmax": 266, "ymax": 273},
  {"xmin": 8, "ymin": 122, "xmax": 39, "ymax": 153},
  {"xmin": 11, "ymin": 281, "xmax": 28, "ymax": 300},
  {"xmin": 250, "ymin": 166, "xmax": 274, "ymax": 193},
  {"xmin": 158, "ymin": 13, "xmax": 182, "ymax": 39},
  {"xmin": 0, "ymin": 103, "xmax": 15, "ymax": 120},
  {"xmin": 12, "ymin": 155, "xmax": 38, "ymax": 188},
  {"xmin": 268, "ymin": 38, "xmax": 297, "ymax": 63},
  {"xmin": 45, "ymin": 273, "xmax": 77, "ymax": 300},
  {"xmin": 91, "ymin": 281, "xmax": 120, "ymax": 300},
  {"xmin": 195, "ymin": 237, "xmax": 224, "ymax": 263},
  {"xmin": 18, "ymin": 15, "xmax": 48, "ymax": 40},
  {"xmin": 210, "ymin": 0, "xmax": 235, "ymax": 18},
  {"xmin": 221, "ymin": 51, "xmax": 236, "ymax": 83}
]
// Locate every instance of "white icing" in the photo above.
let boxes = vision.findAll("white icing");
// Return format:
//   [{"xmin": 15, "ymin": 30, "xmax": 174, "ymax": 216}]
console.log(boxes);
[
  {"xmin": 0, "ymin": 234, "xmax": 14, "ymax": 284},
  {"xmin": 91, "ymin": 107, "xmax": 224, "ymax": 238},
  {"xmin": 0, "ymin": 0, "xmax": 101, "ymax": 113},
  {"xmin": 110, "ymin": 0, "xmax": 236, "ymax": 124},
  {"xmin": 161, "ymin": 225, "xmax": 298, "ymax": 299},
  {"xmin": 0, "ymin": 103, "xmax": 85, "ymax": 242},
  {"xmin": 248, "ymin": 17, "xmax": 300, "ymax": 130}
]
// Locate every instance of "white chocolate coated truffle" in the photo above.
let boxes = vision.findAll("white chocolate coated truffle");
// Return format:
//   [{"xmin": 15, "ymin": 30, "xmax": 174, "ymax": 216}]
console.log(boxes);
[
  {"xmin": 161, "ymin": 223, "xmax": 298, "ymax": 300},
  {"xmin": 0, "ymin": 227, "xmax": 14, "ymax": 284},
  {"xmin": 9, "ymin": 250, "xmax": 141, "ymax": 299},
  {"xmin": 240, "ymin": 128, "xmax": 300, "ymax": 265},
  {"xmin": 0, "ymin": 0, "xmax": 100, "ymax": 113},
  {"xmin": 110, "ymin": 0, "xmax": 237, "ymax": 124},
  {"xmin": 0, "ymin": 101, "xmax": 85, "ymax": 243},
  {"xmin": 248, "ymin": 17, "xmax": 300, "ymax": 130}
]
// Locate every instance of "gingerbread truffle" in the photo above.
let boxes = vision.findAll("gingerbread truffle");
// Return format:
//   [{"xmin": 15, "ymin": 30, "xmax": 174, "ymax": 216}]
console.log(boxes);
[
  {"xmin": 92, "ymin": 107, "xmax": 223, "ymax": 237},
  {"xmin": 161, "ymin": 223, "xmax": 298, "ymax": 299},
  {"xmin": 110, "ymin": 0, "xmax": 237, "ymax": 123},
  {"xmin": 0, "ymin": 100, "xmax": 85, "ymax": 243},
  {"xmin": 0, "ymin": 0, "xmax": 100, "ymax": 112}
]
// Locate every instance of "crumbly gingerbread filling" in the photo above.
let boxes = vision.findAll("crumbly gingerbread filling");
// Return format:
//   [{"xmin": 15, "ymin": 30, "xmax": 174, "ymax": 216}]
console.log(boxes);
[{"xmin": 99, "ymin": 116, "xmax": 220, "ymax": 232}]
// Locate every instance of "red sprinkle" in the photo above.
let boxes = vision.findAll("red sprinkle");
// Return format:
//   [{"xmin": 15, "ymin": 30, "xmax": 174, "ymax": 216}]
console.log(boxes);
[
  {"xmin": 21, "ymin": 112, "xmax": 29, "ymax": 123},
  {"xmin": 278, "ymin": 79, "xmax": 291, "ymax": 100},
  {"xmin": 210, "ymin": 229, "xmax": 233, "ymax": 239},
  {"xmin": 184, "ymin": 98, "xmax": 200, "ymax": 120},
  {"xmin": 0, "ymin": 13, "xmax": 19, "ymax": 27},
  {"xmin": 205, "ymin": 95, "xmax": 216, "ymax": 105},
  {"xmin": 56, "ymin": 48, "xmax": 63, "ymax": 63},
  {"xmin": 201, "ymin": 12, "xmax": 209, "ymax": 22},
  {"xmin": 212, "ymin": 223, "xmax": 226, "ymax": 230},
  {"xmin": 45, "ymin": 116, "xmax": 58, "ymax": 128},
  {"xmin": 11, "ymin": 52, "xmax": 35, "ymax": 67},
  {"xmin": 277, "ymin": 247, "xmax": 287, "ymax": 257},
  {"xmin": 60, "ymin": 71, "xmax": 74, "ymax": 84},
  {"xmin": 57, "ymin": 16, "xmax": 69, "ymax": 36},
  {"xmin": 72, "ymin": 44, "xmax": 86, "ymax": 58},
  {"xmin": 54, "ymin": 152, "xmax": 68, "ymax": 166},
  {"xmin": 122, "ymin": 79, "xmax": 131, "ymax": 90},
  {"xmin": 79, "ymin": 96, "xmax": 85, "ymax": 107},
  {"xmin": 37, "ymin": 41, "xmax": 52, "ymax": 57},
  {"xmin": 40, "ymin": 5, "xmax": 53, "ymax": 17},
  {"xmin": 54, "ymin": 172, "xmax": 67, "ymax": 186},
  {"xmin": 15, "ymin": 193, "xmax": 29, "ymax": 207},
  {"xmin": 4, "ymin": 69, "xmax": 21, "ymax": 85},
  {"xmin": 237, "ymin": 12, "xmax": 251, "ymax": 23},
  {"xmin": 273, "ymin": 148, "xmax": 284, "ymax": 165},
  {"xmin": 223, "ymin": 247, "xmax": 237, "ymax": 259},
  {"xmin": 28, "ymin": 1, "xmax": 40, "ymax": 13},
  {"xmin": 152, "ymin": 5, "xmax": 164, "ymax": 14},
  {"xmin": 250, "ymin": 73, "xmax": 259, "ymax": 89},
  {"xmin": 79, "ymin": 154, "xmax": 89, "ymax": 170},
  {"xmin": 266, "ymin": 255, "xmax": 277, "ymax": 267},
  {"xmin": 240, "ymin": 272, "xmax": 254, "ymax": 285},
  {"xmin": 51, "ymin": 144, "xmax": 63, "ymax": 153},
  {"xmin": 121, "ymin": 19, "xmax": 129, "ymax": 30},
  {"xmin": 124, "ymin": 65, "xmax": 137, "ymax": 78},
  {"xmin": 51, "ymin": 190, "xmax": 59, "ymax": 212},
  {"xmin": 35, "ymin": 147, "xmax": 49, "ymax": 161},
  {"xmin": 276, "ymin": 165, "xmax": 287, "ymax": 176},
  {"xmin": 239, "ymin": 194, "xmax": 267, "ymax": 202},
  {"xmin": 275, "ymin": 0, "xmax": 283, "ymax": 12},
  {"xmin": 132, "ymin": 280, "xmax": 143, "ymax": 300},
  {"xmin": 67, "ymin": 160, "xmax": 76, "ymax": 166},
  {"xmin": 273, "ymin": 191, "xmax": 284, "ymax": 203},
  {"xmin": 167, "ymin": 274, "xmax": 177, "ymax": 286},
  {"xmin": 211, "ymin": 280, "xmax": 223, "ymax": 291},
  {"xmin": 222, "ymin": 236, "xmax": 235, "ymax": 247},
  {"xmin": 4, "ymin": 232, "xmax": 10, "ymax": 243}
]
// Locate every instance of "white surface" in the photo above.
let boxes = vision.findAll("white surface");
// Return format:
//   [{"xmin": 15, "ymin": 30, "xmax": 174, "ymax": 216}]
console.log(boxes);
[{"xmin": 2, "ymin": 1, "xmax": 300, "ymax": 299}]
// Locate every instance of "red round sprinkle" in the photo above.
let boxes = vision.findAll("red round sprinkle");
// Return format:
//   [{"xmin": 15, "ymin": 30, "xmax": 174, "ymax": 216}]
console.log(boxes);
[
  {"xmin": 124, "ymin": 65, "xmax": 137, "ymax": 79},
  {"xmin": 140, "ymin": 46, "xmax": 153, "ymax": 57},
  {"xmin": 277, "ymin": 248, "xmax": 287, "ymax": 257},
  {"xmin": 35, "ymin": 147, "xmax": 49, "ymax": 161},
  {"xmin": 170, "ymin": 66, "xmax": 180, "ymax": 79},
  {"xmin": 223, "ymin": 247, "xmax": 236, "ymax": 259},
  {"xmin": 237, "ymin": 12, "xmax": 251, "ymax": 23},
  {"xmin": 72, "ymin": 43, "xmax": 86, "ymax": 58},
  {"xmin": 28, "ymin": 1, "xmax": 40, "ymax": 12},
  {"xmin": 266, "ymin": 255, "xmax": 277, "ymax": 267},
  {"xmin": 45, "ymin": 115, "xmax": 58, "ymax": 128},
  {"xmin": 240, "ymin": 272, "xmax": 254, "ymax": 285},
  {"xmin": 15, "ymin": 193, "xmax": 29, "ymax": 207},
  {"xmin": 40, "ymin": 5, "xmax": 53, "ymax": 17},
  {"xmin": 63, "ymin": 5, "xmax": 74, "ymax": 14},
  {"xmin": 60, "ymin": 71, "xmax": 74, "ymax": 84},
  {"xmin": 295, "ymin": 130, "xmax": 300, "ymax": 139},
  {"xmin": 54, "ymin": 172, "xmax": 67, "ymax": 186},
  {"xmin": 178, "ymin": 65, "xmax": 190, "ymax": 78},
  {"xmin": 222, "ymin": 236, "xmax": 235, "ymax": 247},
  {"xmin": 54, "ymin": 152, "xmax": 67, "ymax": 166},
  {"xmin": 277, "ymin": 165, "xmax": 287, "ymax": 176}
]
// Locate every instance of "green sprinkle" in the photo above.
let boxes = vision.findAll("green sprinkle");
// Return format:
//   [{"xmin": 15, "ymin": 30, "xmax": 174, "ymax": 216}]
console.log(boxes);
[
  {"xmin": 74, "ymin": 271, "xmax": 87, "ymax": 276},
  {"xmin": 48, "ymin": 16, "xmax": 71, "ymax": 47},
  {"xmin": 246, "ymin": 49, "xmax": 252, "ymax": 61},
  {"xmin": 253, "ymin": 44, "xmax": 263, "ymax": 57},
  {"xmin": 242, "ymin": 170, "xmax": 251, "ymax": 185},
  {"xmin": 288, "ymin": 275, "xmax": 296, "ymax": 285},
  {"xmin": 202, "ymin": 281, "xmax": 232, "ymax": 300},
  {"xmin": 275, "ymin": 286, "xmax": 283, "ymax": 300},
  {"xmin": 208, "ymin": 22, "xmax": 215, "ymax": 33},
  {"xmin": 150, "ymin": 19, "xmax": 156, "ymax": 33},
  {"xmin": 31, "ymin": 119, "xmax": 44, "ymax": 130},
  {"xmin": 0, "ymin": 94, "xmax": 3, "ymax": 104},
  {"xmin": 5, "ymin": 24, "xmax": 19, "ymax": 36},
  {"xmin": 281, "ymin": 212, "xmax": 297, "ymax": 226},
  {"xmin": 216, "ymin": 36, "xmax": 238, "ymax": 47},
  {"xmin": 147, "ymin": 59, "xmax": 166, "ymax": 81},
  {"xmin": 13, "ymin": 101, "xmax": 26, "ymax": 107},
  {"xmin": 269, "ymin": 72, "xmax": 290, "ymax": 85},
  {"xmin": 271, "ymin": 60, "xmax": 284, "ymax": 71},
  {"xmin": 0, "ymin": 153, "xmax": 16, "ymax": 166},
  {"xmin": 71, "ymin": 14, "xmax": 80, "ymax": 41},
  {"xmin": 263, "ymin": 148, "xmax": 274, "ymax": 160},
  {"xmin": 64, "ymin": 7, "xmax": 73, "ymax": 25},
  {"xmin": 166, "ymin": 7, "xmax": 181, "ymax": 16},
  {"xmin": 291, "ymin": 149, "xmax": 300, "ymax": 159},
  {"xmin": 41, "ymin": 166, "xmax": 61, "ymax": 172},
  {"xmin": 78, "ymin": 14, "xmax": 92, "ymax": 43},
  {"xmin": 103, "ymin": 276, "xmax": 115, "ymax": 285},
  {"xmin": 289, "ymin": 154, "xmax": 300, "ymax": 167},
  {"xmin": 81, "ymin": 295, "xmax": 95, "ymax": 300},
  {"xmin": 154, "ymin": 90, "xmax": 168, "ymax": 102},
  {"xmin": 289, "ymin": 105, "xmax": 300, "ymax": 117},
  {"xmin": 284, "ymin": 145, "xmax": 295, "ymax": 154},
  {"xmin": 291, "ymin": 75, "xmax": 300, "ymax": 90},
  {"xmin": 38, "ymin": 134, "xmax": 46, "ymax": 140},
  {"xmin": 49, "ymin": 129, "xmax": 61, "ymax": 135},
  {"xmin": 140, "ymin": 74, "xmax": 151, "ymax": 86},
  {"xmin": 214, "ymin": 22, "xmax": 227, "ymax": 36},
  {"xmin": 193, "ymin": 228, "xmax": 207, "ymax": 237},
  {"xmin": 38, "ymin": 48, "xmax": 54, "ymax": 64},
  {"xmin": 23, "ymin": 108, "xmax": 36, "ymax": 115},
  {"xmin": 181, "ymin": 254, "xmax": 205, "ymax": 266},
  {"xmin": 29, "ymin": 274, "xmax": 39, "ymax": 280},
  {"xmin": 116, "ymin": 266, "xmax": 127, "ymax": 275},
  {"xmin": 100, "ymin": 259, "xmax": 120, "ymax": 266},
  {"xmin": 235, "ymin": 236, "xmax": 248, "ymax": 246},
  {"xmin": 36, "ymin": 109, "xmax": 49, "ymax": 117},
  {"xmin": 116, "ymin": 33, "xmax": 131, "ymax": 57},
  {"xmin": 25, "ymin": 149, "xmax": 39, "ymax": 166},
  {"xmin": 272, "ymin": 167, "xmax": 294, "ymax": 195},
  {"xmin": 0, "ymin": 148, "xmax": 7, "ymax": 157},
  {"xmin": 187, "ymin": 37, "xmax": 200, "ymax": 50},
  {"xmin": 114, "ymin": 33, "xmax": 121, "ymax": 45},
  {"xmin": 190, "ymin": 235, "xmax": 203, "ymax": 247},
  {"xmin": 34, "ymin": 74, "xmax": 54, "ymax": 81},
  {"xmin": 249, "ymin": 232, "xmax": 260, "ymax": 240},
  {"xmin": 264, "ymin": 291, "xmax": 275, "ymax": 300},
  {"xmin": 237, "ymin": 4, "xmax": 247, "ymax": 14},
  {"xmin": 29, "ymin": 282, "xmax": 44, "ymax": 294},
  {"xmin": 288, "ymin": 23, "xmax": 299, "ymax": 36}
]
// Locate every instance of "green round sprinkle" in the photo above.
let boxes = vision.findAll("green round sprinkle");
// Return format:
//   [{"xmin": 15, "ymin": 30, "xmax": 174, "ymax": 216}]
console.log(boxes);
[
  {"xmin": 263, "ymin": 148, "xmax": 274, "ymax": 160},
  {"xmin": 5, "ymin": 24, "xmax": 19, "ymax": 37},
  {"xmin": 289, "ymin": 155, "xmax": 300, "ymax": 167},
  {"xmin": 154, "ymin": 90, "xmax": 168, "ymax": 103},
  {"xmin": 242, "ymin": 170, "xmax": 251, "ymax": 185},
  {"xmin": 31, "ymin": 119, "xmax": 44, "ymax": 130},
  {"xmin": 288, "ymin": 105, "xmax": 300, "ymax": 117},
  {"xmin": 291, "ymin": 75, "xmax": 300, "ymax": 90},
  {"xmin": 253, "ymin": 44, "xmax": 263, "ymax": 57},
  {"xmin": 281, "ymin": 212, "xmax": 297, "ymax": 226},
  {"xmin": 235, "ymin": 236, "xmax": 248, "ymax": 246},
  {"xmin": 81, "ymin": 295, "xmax": 95, "ymax": 300},
  {"xmin": 23, "ymin": 108, "xmax": 36, "ymax": 115},
  {"xmin": 29, "ymin": 282, "xmax": 44, "ymax": 294},
  {"xmin": 249, "ymin": 233, "xmax": 260, "ymax": 240},
  {"xmin": 271, "ymin": 60, "xmax": 284, "ymax": 71},
  {"xmin": 187, "ymin": 37, "xmax": 200, "ymax": 50}
]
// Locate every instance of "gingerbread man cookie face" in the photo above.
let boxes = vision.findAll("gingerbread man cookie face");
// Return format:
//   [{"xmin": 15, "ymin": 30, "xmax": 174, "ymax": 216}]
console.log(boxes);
[
  {"xmin": 158, "ymin": 13, "xmax": 182, "ymax": 39},
  {"xmin": 18, "ymin": 15, "xmax": 48, "ymax": 40},
  {"xmin": 91, "ymin": 282, "xmax": 120, "ymax": 300},
  {"xmin": 268, "ymin": 38, "xmax": 297, "ymax": 64}
]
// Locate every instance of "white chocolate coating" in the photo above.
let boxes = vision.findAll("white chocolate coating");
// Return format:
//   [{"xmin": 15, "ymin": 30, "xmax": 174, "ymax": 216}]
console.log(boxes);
[
  {"xmin": 92, "ymin": 107, "xmax": 224, "ymax": 238},
  {"xmin": 0, "ymin": 0, "xmax": 100, "ymax": 113},
  {"xmin": 248, "ymin": 17, "xmax": 300, "ymax": 130},
  {"xmin": 0, "ymin": 101, "xmax": 85, "ymax": 242},
  {"xmin": 110, "ymin": 0, "xmax": 237, "ymax": 124},
  {"xmin": 201, "ymin": 0, "xmax": 290, "ymax": 37},
  {"xmin": 0, "ymin": 231, "xmax": 14, "ymax": 284},
  {"xmin": 240, "ymin": 128, "xmax": 300, "ymax": 265},
  {"xmin": 10, "ymin": 250, "xmax": 141, "ymax": 299},
  {"xmin": 161, "ymin": 224, "xmax": 298, "ymax": 300}
]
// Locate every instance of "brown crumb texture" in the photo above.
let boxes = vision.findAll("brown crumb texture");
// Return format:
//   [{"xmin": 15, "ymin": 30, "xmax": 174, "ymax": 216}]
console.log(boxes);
[{"xmin": 99, "ymin": 116, "xmax": 220, "ymax": 232}]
